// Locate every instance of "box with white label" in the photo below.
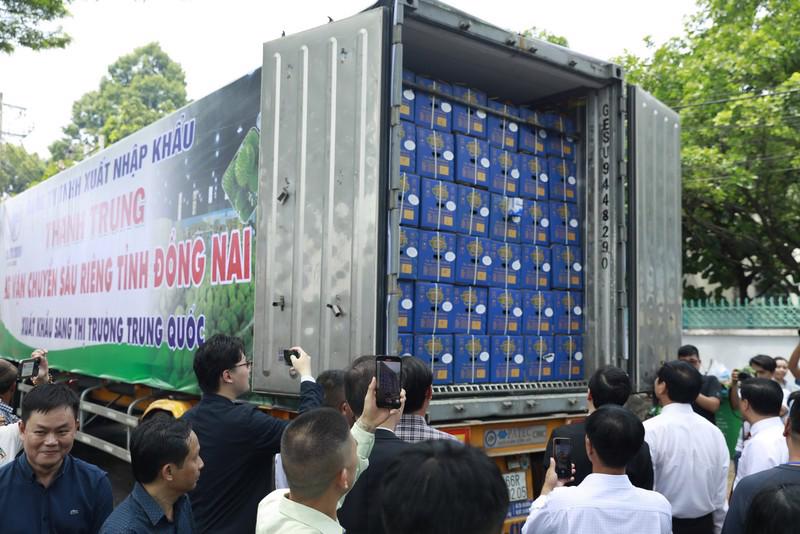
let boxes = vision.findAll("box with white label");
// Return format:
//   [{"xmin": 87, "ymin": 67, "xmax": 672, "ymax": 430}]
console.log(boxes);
[
  {"xmin": 452, "ymin": 86, "xmax": 488, "ymax": 138},
  {"xmin": 549, "ymin": 201, "xmax": 581, "ymax": 245},
  {"xmin": 551, "ymin": 245, "xmax": 583, "ymax": 290},
  {"xmin": 398, "ymin": 172, "xmax": 420, "ymax": 227},
  {"xmin": 518, "ymin": 153, "xmax": 549, "ymax": 201},
  {"xmin": 416, "ymin": 126, "xmax": 455, "ymax": 180},
  {"xmin": 419, "ymin": 177, "xmax": 459, "ymax": 232},
  {"xmin": 487, "ymin": 287, "xmax": 523, "ymax": 335},
  {"xmin": 522, "ymin": 290, "xmax": 555, "ymax": 335},
  {"xmin": 525, "ymin": 335, "xmax": 555, "ymax": 381},
  {"xmin": 490, "ymin": 335, "xmax": 525, "ymax": 383},
  {"xmin": 455, "ymin": 235, "xmax": 492, "ymax": 286},
  {"xmin": 413, "ymin": 282, "xmax": 454, "ymax": 333},
  {"xmin": 554, "ymin": 335, "xmax": 584, "ymax": 380},
  {"xmin": 398, "ymin": 281, "xmax": 415, "ymax": 333},
  {"xmin": 452, "ymin": 285, "xmax": 488, "ymax": 334},
  {"xmin": 454, "ymin": 334, "xmax": 491, "ymax": 383},
  {"xmin": 454, "ymin": 134, "xmax": 491, "ymax": 188},
  {"xmin": 489, "ymin": 148, "xmax": 521, "ymax": 196},
  {"xmin": 417, "ymin": 230, "xmax": 457, "ymax": 283},
  {"xmin": 489, "ymin": 194, "xmax": 523, "ymax": 243},
  {"xmin": 521, "ymin": 199, "xmax": 550, "ymax": 245},
  {"xmin": 414, "ymin": 333, "xmax": 454, "ymax": 384},
  {"xmin": 520, "ymin": 245, "xmax": 551, "ymax": 290},
  {"xmin": 553, "ymin": 290, "xmax": 584, "ymax": 334},
  {"xmin": 456, "ymin": 184, "xmax": 490, "ymax": 237},
  {"xmin": 548, "ymin": 157, "xmax": 578, "ymax": 203},
  {"xmin": 399, "ymin": 226, "xmax": 419, "ymax": 280},
  {"xmin": 415, "ymin": 76, "xmax": 453, "ymax": 132},
  {"xmin": 399, "ymin": 120, "xmax": 417, "ymax": 174},
  {"xmin": 487, "ymin": 100, "xmax": 519, "ymax": 151},
  {"xmin": 488, "ymin": 240, "xmax": 522, "ymax": 288},
  {"xmin": 400, "ymin": 69, "xmax": 416, "ymax": 121}
]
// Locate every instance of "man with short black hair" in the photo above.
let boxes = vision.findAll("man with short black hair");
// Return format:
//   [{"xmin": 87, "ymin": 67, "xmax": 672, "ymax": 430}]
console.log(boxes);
[
  {"xmin": 101, "ymin": 415, "xmax": 203, "ymax": 533},
  {"xmin": 523, "ymin": 405, "xmax": 671, "ymax": 534},
  {"xmin": 395, "ymin": 356, "xmax": 458, "ymax": 443},
  {"xmin": 732, "ymin": 378, "xmax": 788, "ymax": 489},
  {"xmin": 0, "ymin": 383, "xmax": 113, "ymax": 534},
  {"xmin": 644, "ymin": 361, "xmax": 729, "ymax": 534},
  {"xmin": 338, "ymin": 355, "xmax": 411, "ymax": 534},
  {"xmin": 678, "ymin": 345, "xmax": 722, "ymax": 423},
  {"xmin": 381, "ymin": 440, "xmax": 509, "ymax": 534},
  {"xmin": 542, "ymin": 366, "xmax": 653, "ymax": 489},
  {"xmin": 183, "ymin": 334, "xmax": 323, "ymax": 534},
  {"xmin": 722, "ymin": 399, "xmax": 800, "ymax": 534}
]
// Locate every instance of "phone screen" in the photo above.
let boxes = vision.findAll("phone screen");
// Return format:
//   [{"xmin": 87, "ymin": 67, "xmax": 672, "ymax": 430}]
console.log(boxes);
[
  {"xmin": 554, "ymin": 438, "xmax": 572, "ymax": 479},
  {"xmin": 18, "ymin": 359, "xmax": 38, "ymax": 379},
  {"xmin": 376, "ymin": 357, "xmax": 402, "ymax": 409}
]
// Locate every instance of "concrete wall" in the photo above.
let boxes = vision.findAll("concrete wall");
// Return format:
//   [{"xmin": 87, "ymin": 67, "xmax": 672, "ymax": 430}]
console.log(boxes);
[{"xmin": 682, "ymin": 328, "xmax": 798, "ymax": 378}]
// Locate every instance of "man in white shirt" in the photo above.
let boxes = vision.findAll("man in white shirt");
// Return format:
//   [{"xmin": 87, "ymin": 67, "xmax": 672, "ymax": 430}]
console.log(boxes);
[
  {"xmin": 732, "ymin": 378, "xmax": 788, "ymax": 489},
  {"xmin": 0, "ymin": 422, "xmax": 21, "ymax": 466},
  {"xmin": 522, "ymin": 405, "xmax": 671, "ymax": 534},
  {"xmin": 644, "ymin": 360, "xmax": 729, "ymax": 534}
]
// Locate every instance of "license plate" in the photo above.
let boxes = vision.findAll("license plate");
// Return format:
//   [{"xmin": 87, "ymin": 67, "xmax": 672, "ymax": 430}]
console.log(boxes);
[{"xmin": 503, "ymin": 471, "xmax": 528, "ymax": 502}]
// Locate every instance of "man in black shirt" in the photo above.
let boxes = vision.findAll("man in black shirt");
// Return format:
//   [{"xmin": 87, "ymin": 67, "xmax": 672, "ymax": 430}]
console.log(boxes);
[
  {"xmin": 182, "ymin": 334, "xmax": 322, "ymax": 534},
  {"xmin": 678, "ymin": 345, "xmax": 722, "ymax": 424},
  {"xmin": 542, "ymin": 366, "xmax": 654, "ymax": 490}
]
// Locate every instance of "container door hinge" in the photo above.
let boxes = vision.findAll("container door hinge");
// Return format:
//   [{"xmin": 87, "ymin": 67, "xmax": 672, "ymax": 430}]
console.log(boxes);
[{"xmin": 387, "ymin": 273, "xmax": 400, "ymax": 296}]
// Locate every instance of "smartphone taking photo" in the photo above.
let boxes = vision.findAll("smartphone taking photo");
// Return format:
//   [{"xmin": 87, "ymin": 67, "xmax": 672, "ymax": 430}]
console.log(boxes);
[
  {"xmin": 375, "ymin": 356, "xmax": 402, "ymax": 409},
  {"xmin": 17, "ymin": 358, "xmax": 40, "ymax": 380},
  {"xmin": 553, "ymin": 437, "xmax": 572, "ymax": 480}
]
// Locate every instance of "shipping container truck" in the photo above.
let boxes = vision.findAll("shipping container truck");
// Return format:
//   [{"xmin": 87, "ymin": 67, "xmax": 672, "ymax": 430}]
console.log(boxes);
[{"xmin": 0, "ymin": 1, "xmax": 681, "ymax": 530}]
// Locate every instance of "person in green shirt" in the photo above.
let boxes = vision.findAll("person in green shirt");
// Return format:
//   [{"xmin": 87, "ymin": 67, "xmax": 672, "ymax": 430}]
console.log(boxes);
[{"xmin": 256, "ymin": 377, "xmax": 404, "ymax": 534}]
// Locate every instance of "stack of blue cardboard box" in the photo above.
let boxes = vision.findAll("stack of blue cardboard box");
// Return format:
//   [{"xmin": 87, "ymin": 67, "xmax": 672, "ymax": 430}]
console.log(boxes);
[{"xmin": 397, "ymin": 70, "xmax": 584, "ymax": 385}]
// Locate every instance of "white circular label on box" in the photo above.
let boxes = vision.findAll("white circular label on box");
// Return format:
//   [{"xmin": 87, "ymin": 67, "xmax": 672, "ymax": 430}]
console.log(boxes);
[
  {"xmin": 544, "ymin": 307, "xmax": 554, "ymax": 317},
  {"xmin": 541, "ymin": 218, "xmax": 550, "ymax": 228},
  {"xmin": 540, "ymin": 173, "xmax": 549, "ymax": 183},
  {"xmin": 407, "ymin": 193, "xmax": 420, "ymax": 206},
  {"xmin": 573, "ymin": 262, "xmax": 582, "ymax": 272},
  {"xmin": 539, "ymin": 129, "xmax": 548, "ymax": 139},
  {"xmin": 569, "ymin": 218, "xmax": 579, "ymax": 228},
  {"xmin": 482, "ymin": 255, "xmax": 492, "ymax": 266},
  {"xmin": 443, "ymin": 150, "xmax": 454, "ymax": 161},
  {"xmin": 512, "ymin": 260, "xmax": 521, "ymax": 271},
  {"xmin": 479, "ymin": 206, "xmax": 490, "ymax": 217},
  {"xmin": 574, "ymin": 306, "xmax": 582, "ymax": 316},
  {"xmin": 445, "ymin": 251, "xmax": 456, "ymax": 262},
  {"xmin": 442, "ymin": 301, "xmax": 453, "ymax": 312},
  {"xmin": 476, "ymin": 110, "xmax": 487, "ymax": 119},
  {"xmin": 403, "ymin": 351, "xmax": 413, "ymax": 357},
  {"xmin": 403, "ymin": 89, "xmax": 415, "ymax": 100},
  {"xmin": 480, "ymin": 157, "xmax": 491, "ymax": 168},
  {"xmin": 514, "ymin": 354, "xmax": 524, "ymax": 364},
  {"xmin": 512, "ymin": 306, "xmax": 523, "ymax": 317},
  {"xmin": 509, "ymin": 122, "xmax": 519, "ymax": 132},
  {"xmin": 404, "ymin": 139, "xmax": 416, "ymax": 151},
  {"xmin": 511, "ymin": 169, "xmax": 520, "ymax": 179},
  {"xmin": 406, "ymin": 246, "xmax": 418, "ymax": 258},
  {"xmin": 545, "ymin": 353, "xmax": 555, "ymax": 363},
  {"xmin": 401, "ymin": 298, "xmax": 414, "ymax": 310},
  {"xmin": 446, "ymin": 200, "xmax": 457, "ymax": 212},
  {"xmin": 479, "ymin": 351, "xmax": 490, "ymax": 362},
  {"xmin": 568, "ymin": 176, "xmax": 577, "ymax": 185},
  {"xmin": 574, "ymin": 351, "xmax": 584, "ymax": 361},
  {"xmin": 442, "ymin": 353, "xmax": 453, "ymax": 364},
  {"xmin": 543, "ymin": 262, "xmax": 551, "ymax": 272},
  {"xmin": 475, "ymin": 304, "xmax": 486, "ymax": 315},
  {"xmin": 441, "ymin": 102, "xmax": 452, "ymax": 113}
]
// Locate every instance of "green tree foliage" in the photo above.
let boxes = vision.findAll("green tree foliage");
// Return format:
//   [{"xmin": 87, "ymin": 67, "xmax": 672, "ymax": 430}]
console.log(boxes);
[
  {"xmin": 618, "ymin": 0, "xmax": 800, "ymax": 301},
  {"xmin": 48, "ymin": 42, "xmax": 187, "ymax": 167},
  {"xmin": 0, "ymin": 0, "xmax": 72, "ymax": 53},
  {"xmin": 522, "ymin": 27, "xmax": 569, "ymax": 48},
  {"xmin": 0, "ymin": 142, "xmax": 45, "ymax": 194}
]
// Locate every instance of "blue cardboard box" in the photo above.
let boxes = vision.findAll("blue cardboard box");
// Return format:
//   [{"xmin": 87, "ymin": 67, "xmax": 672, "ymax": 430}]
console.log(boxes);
[
  {"xmin": 419, "ymin": 177, "xmax": 459, "ymax": 232},
  {"xmin": 415, "ymin": 76, "xmax": 453, "ymax": 132},
  {"xmin": 551, "ymin": 245, "xmax": 584, "ymax": 290},
  {"xmin": 554, "ymin": 335, "xmax": 584, "ymax": 380},
  {"xmin": 487, "ymin": 100, "xmax": 519, "ymax": 151},
  {"xmin": 452, "ymin": 285, "xmax": 488, "ymax": 334},
  {"xmin": 398, "ymin": 172, "xmax": 420, "ymax": 227},
  {"xmin": 398, "ymin": 281, "xmax": 415, "ymax": 333},
  {"xmin": 489, "ymin": 147, "xmax": 521, "ymax": 196},
  {"xmin": 521, "ymin": 199, "xmax": 550, "ymax": 245},
  {"xmin": 519, "ymin": 109, "xmax": 547, "ymax": 156},
  {"xmin": 518, "ymin": 153, "xmax": 549, "ymax": 201},
  {"xmin": 414, "ymin": 334, "xmax": 454, "ymax": 384},
  {"xmin": 417, "ymin": 230, "xmax": 457, "ymax": 283},
  {"xmin": 413, "ymin": 282, "xmax": 454, "ymax": 333},
  {"xmin": 553, "ymin": 290, "xmax": 584, "ymax": 334},
  {"xmin": 400, "ymin": 69, "xmax": 416, "ymax": 122},
  {"xmin": 416, "ymin": 126, "xmax": 455, "ymax": 180},
  {"xmin": 397, "ymin": 333, "xmax": 414, "ymax": 357},
  {"xmin": 489, "ymin": 194, "xmax": 523, "ymax": 243},
  {"xmin": 522, "ymin": 290, "xmax": 556, "ymax": 335},
  {"xmin": 487, "ymin": 287, "xmax": 524, "ymax": 335},
  {"xmin": 399, "ymin": 226, "xmax": 419, "ymax": 280},
  {"xmin": 525, "ymin": 335, "xmax": 555, "ymax": 381},
  {"xmin": 541, "ymin": 111, "xmax": 576, "ymax": 135},
  {"xmin": 456, "ymin": 184, "xmax": 490, "ymax": 237},
  {"xmin": 454, "ymin": 134, "xmax": 491, "ymax": 188},
  {"xmin": 455, "ymin": 235, "xmax": 492, "ymax": 286},
  {"xmin": 399, "ymin": 120, "xmax": 417, "ymax": 174},
  {"xmin": 490, "ymin": 335, "xmax": 525, "ymax": 383},
  {"xmin": 521, "ymin": 245, "xmax": 552, "ymax": 290},
  {"xmin": 549, "ymin": 201, "xmax": 581, "ymax": 245},
  {"xmin": 549, "ymin": 157, "xmax": 578, "ymax": 203},
  {"xmin": 546, "ymin": 134, "xmax": 577, "ymax": 160},
  {"xmin": 452, "ymin": 86, "xmax": 488, "ymax": 138},
  {"xmin": 488, "ymin": 240, "xmax": 521, "ymax": 288},
  {"xmin": 454, "ymin": 334, "xmax": 491, "ymax": 383}
]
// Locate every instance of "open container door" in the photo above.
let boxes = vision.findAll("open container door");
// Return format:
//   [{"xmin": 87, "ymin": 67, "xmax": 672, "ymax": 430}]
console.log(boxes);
[
  {"xmin": 627, "ymin": 85, "xmax": 682, "ymax": 392},
  {"xmin": 252, "ymin": 7, "xmax": 389, "ymax": 395}
]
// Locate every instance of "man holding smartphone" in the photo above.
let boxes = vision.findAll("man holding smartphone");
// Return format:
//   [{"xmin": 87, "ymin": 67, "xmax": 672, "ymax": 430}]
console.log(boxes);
[
  {"xmin": 522, "ymin": 406, "xmax": 671, "ymax": 534},
  {"xmin": 0, "ymin": 349, "xmax": 51, "ymax": 426}
]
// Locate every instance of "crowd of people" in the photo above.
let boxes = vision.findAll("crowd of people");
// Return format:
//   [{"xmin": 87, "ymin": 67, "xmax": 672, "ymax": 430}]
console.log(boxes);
[{"xmin": 0, "ymin": 337, "xmax": 799, "ymax": 534}]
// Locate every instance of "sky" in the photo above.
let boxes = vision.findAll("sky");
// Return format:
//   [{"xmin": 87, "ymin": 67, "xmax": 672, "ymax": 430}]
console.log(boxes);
[{"xmin": 0, "ymin": 0, "xmax": 699, "ymax": 158}]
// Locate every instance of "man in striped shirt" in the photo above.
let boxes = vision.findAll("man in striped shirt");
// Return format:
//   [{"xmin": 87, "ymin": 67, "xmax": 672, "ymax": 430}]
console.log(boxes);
[{"xmin": 395, "ymin": 356, "xmax": 459, "ymax": 443}]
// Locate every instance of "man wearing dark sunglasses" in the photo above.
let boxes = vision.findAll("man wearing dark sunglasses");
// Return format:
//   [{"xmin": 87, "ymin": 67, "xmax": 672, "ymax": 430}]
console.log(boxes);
[{"xmin": 182, "ymin": 334, "xmax": 323, "ymax": 534}]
